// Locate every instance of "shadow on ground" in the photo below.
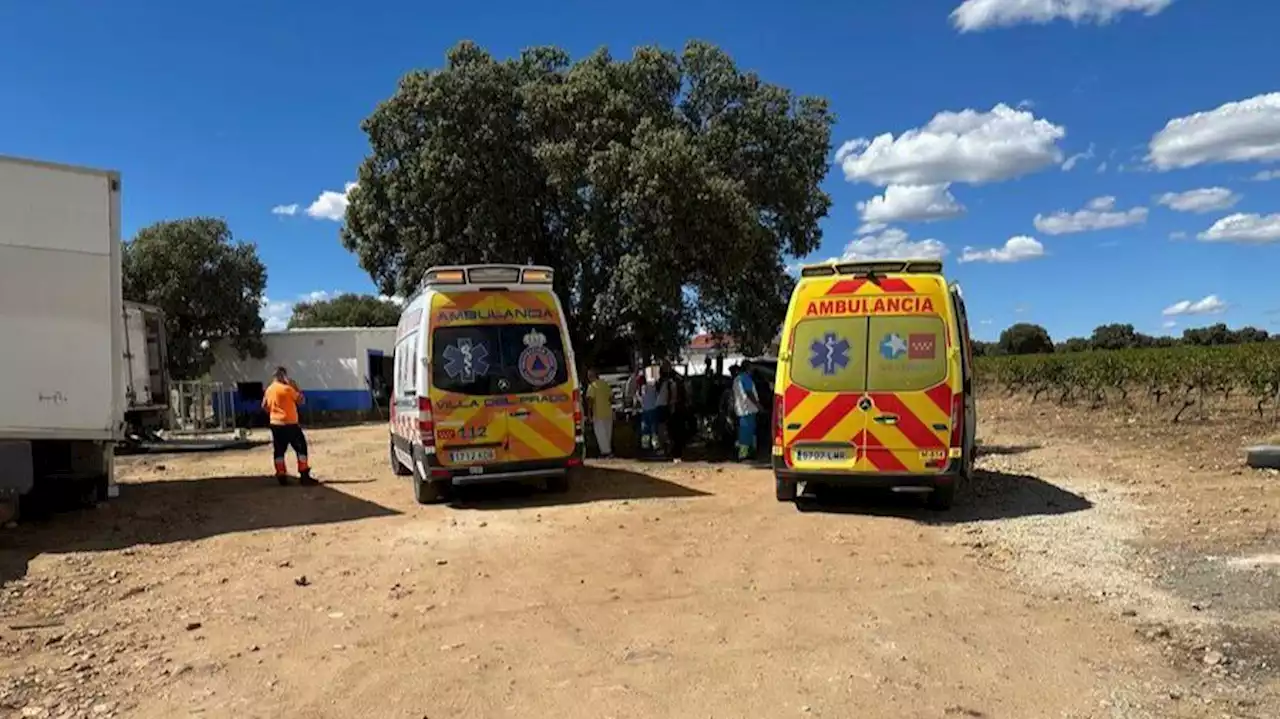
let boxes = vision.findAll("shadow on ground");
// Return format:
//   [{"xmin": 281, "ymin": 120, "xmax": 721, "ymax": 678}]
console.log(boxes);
[
  {"xmin": 449, "ymin": 466, "xmax": 711, "ymax": 510},
  {"xmin": 975, "ymin": 443, "xmax": 1042, "ymax": 458},
  {"xmin": 1, "ymin": 475, "xmax": 398, "ymax": 584},
  {"xmin": 795, "ymin": 469, "xmax": 1092, "ymax": 524}
]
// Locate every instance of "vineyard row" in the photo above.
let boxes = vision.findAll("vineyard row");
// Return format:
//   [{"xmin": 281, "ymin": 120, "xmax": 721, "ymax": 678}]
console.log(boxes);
[{"xmin": 972, "ymin": 343, "xmax": 1280, "ymax": 420}]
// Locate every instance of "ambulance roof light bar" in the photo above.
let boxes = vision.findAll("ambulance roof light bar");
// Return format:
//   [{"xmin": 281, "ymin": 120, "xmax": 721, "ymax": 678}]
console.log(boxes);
[
  {"xmin": 800, "ymin": 259, "xmax": 943, "ymax": 278},
  {"xmin": 422, "ymin": 264, "xmax": 556, "ymax": 288}
]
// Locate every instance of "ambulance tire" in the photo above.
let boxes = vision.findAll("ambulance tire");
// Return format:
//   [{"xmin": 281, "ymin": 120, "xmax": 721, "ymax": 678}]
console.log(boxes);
[
  {"xmin": 413, "ymin": 475, "xmax": 451, "ymax": 504},
  {"xmin": 775, "ymin": 475, "xmax": 798, "ymax": 502},
  {"xmin": 390, "ymin": 439, "xmax": 413, "ymax": 477},
  {"xmin": 926, "ymin": 479, "xmax": 957, "ymax": 511},
  {"xmin": 411, "ymin": 447, "xmax": 452, "ymax": 505}
]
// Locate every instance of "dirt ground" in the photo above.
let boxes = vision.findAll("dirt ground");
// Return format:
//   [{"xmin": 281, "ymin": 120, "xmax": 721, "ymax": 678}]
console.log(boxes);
[{"xmin": 3, "ymin": 397, "xmax": 1280, "ymax": 719}]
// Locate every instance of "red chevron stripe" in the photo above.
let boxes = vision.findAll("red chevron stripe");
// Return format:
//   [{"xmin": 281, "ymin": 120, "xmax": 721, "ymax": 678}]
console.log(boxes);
[
  {"xmin": 862, "ymin": 431, "xmax": 908, "ymax": 472},
  {"xmin": 925, "ymin": 384, "xmax": 953, "ymax": 415},
  {"xmin": 793, "ymin": 394, "xmax": 859, "ymax": 443},
  {"xmin": 869, "ymin": 393, "xmax": 945, "ymax": 449},
  {"xmin": 783, "ymin": 384, "xmax": 811, "ymax": 418},
  {"xmin": 874, "ymin": 277, "xmax": 915, "ymax": 294},
  {"xmin": 826, "ymin": 279, "xmax": 866, "ymax": 295}
]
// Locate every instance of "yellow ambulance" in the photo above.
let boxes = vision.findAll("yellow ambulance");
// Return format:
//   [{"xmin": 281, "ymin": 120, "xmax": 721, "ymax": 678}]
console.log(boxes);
[
  {"xmin": 771, "ymin": 259, "xmax": 976, "ymax": 509},
  {"xmin": 389, "ymin": 265, "xmax": 584, "ymax": 503}
]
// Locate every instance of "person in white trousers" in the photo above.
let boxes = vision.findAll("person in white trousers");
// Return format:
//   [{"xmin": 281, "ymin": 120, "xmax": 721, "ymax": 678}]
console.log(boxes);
[{"xmin": 585, "ymin": 369, "xmax": 614, "ymax": 458}]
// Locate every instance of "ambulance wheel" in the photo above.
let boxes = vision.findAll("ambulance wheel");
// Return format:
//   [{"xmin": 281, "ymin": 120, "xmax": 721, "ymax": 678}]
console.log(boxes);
[
  {"xmin": 775, "ymin": 475, "xmax": 797, "ymax": 502},
  {"xmin": 926, "ymin": 479, "xmax": 957, "ymax": 511},
  {"xmin": 413, "ymin": 475, "xmax": 451, "ymax": 504},
  {"xmin": 390, "ymin": 439, "xmax": 412, "ymax": 476}
]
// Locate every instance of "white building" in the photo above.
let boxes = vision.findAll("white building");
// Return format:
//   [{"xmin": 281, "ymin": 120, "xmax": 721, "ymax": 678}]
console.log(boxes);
[{"xmin": 208, "ymin": 327, "xmax": 396, "ymax": 416}]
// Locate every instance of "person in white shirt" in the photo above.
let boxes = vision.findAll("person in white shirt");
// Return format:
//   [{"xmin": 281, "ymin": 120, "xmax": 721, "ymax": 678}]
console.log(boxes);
[{"xmin": 731, "ymin": 364, "xmax": 761, "ymax": 461}]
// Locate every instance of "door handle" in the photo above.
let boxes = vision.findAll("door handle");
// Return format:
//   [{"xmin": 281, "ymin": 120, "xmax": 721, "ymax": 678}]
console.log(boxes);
[{"xmin": 874, "ymin": 414, "xmax": 898, "ymax": 425}]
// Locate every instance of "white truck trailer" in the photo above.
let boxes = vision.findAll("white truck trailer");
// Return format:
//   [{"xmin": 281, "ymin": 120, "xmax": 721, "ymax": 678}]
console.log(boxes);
[{"xmin": 0, "ymin": 155, "xmax": 125, "ymax": 521}]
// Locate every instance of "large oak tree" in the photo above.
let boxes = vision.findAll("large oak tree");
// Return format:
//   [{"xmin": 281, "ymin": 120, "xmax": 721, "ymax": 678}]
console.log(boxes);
[
  {"xmin": 288, "ymin": 293, "xmax": 402, "ymax": 329},
  {"xmin": 123, "ymin": 218, "xmax": 267, "ymax": 379},
  {"xmin": 341, "ymin": 40, "xmax": 833, "ymax": 363}
]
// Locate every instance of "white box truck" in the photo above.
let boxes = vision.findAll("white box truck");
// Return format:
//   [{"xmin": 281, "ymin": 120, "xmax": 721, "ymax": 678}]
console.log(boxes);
[{"xmin": 0, "ymin": 155, "xmax": 125, "ymax": 521}]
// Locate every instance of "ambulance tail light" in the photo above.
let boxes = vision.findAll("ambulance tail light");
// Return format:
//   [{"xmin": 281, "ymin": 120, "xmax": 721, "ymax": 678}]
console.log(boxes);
[
  {"xmin": 949, "ymin": 392, "xmax": 964, "ymax": 449},
  {"xmin": 417, "ymin": 396, "xmax": 435, "ymax": 448},
  {"xmin": 773, "ymin": 394, "xmax": 784, "ymax": 448}
]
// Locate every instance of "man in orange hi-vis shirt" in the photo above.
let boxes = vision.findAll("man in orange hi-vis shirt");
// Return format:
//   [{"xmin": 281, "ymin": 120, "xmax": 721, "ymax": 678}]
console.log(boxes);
[{"xmin": 261, "ymin": 367, "xmax": 316, "ymax": 486}]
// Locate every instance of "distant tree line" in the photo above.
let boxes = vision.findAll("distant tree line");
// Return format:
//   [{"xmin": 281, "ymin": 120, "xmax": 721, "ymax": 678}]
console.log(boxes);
[{"xmin": 974, "ymin": 322, "xmax": 1275, "ymax": 357}]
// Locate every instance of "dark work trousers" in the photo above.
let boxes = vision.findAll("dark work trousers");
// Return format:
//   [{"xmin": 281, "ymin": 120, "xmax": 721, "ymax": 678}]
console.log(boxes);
[{"xmin": 270, "ymin": 423, "xmax": 311, "ymax": 478}]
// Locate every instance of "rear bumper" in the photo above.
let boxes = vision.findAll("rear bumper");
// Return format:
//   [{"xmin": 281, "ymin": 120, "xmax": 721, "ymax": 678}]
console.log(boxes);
[
  {"xmin": 772, "ymin": 455, "xmax": 957, "ymax": 488},
  {"xmin": 426, "ymin": 444, "xmax": 585, "ymax": 486}
]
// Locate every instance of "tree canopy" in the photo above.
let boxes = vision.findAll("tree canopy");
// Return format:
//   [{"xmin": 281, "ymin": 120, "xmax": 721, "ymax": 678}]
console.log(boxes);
[
  {"xmin": 342, "ymin": 40, "xmax": 833, "ymax": 363},
  {"xmin": 998, "ymin": 323, "xmax": 1055, "ymax": 355},
  {"xmin": 288, "ymin": 293, "xmax": 403, "ymax": 329},
  {"xmin": 123, "ymin": 218, "xmax": 267, "ymax": 380}
]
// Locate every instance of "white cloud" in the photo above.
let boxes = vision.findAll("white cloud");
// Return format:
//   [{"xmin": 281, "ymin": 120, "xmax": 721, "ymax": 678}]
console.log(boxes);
[
  {"xmin": 1148, "ymin": 92, "xmax": 1280, "ymax": 170},
  {"xmin": 259, "ymin": 291, "xmax": 334, "ymax": 331},
  {"xmin": 857, "ymin": 184, "xmax": 966, "ymax": 225},
  {"xmin": 271, "ymin": 204, "xmax": 299, "ymax": 216},
  {"xmin": 1169, "ymin": 230, "xmax": 1188, "ymax": 240},
  {"xmin": 835, "ymin": 103, "xmax": 1066, "ymax": 186},
  {"xmin": 1162, "ymin": 295, "xmax": 1227, "ymax": 317},
  {"xmin": 1196, "ymin": 213, "xmax": 1280, "ymax": 243},
  {"xmin": 951, "ymin": 0, "xmax": 1174, "ymax": 32},
  {"xmin": 840, "ymin": 227, "xmax": 948, "ymax": 261},
  {"xmin": 979, "ymin": 318, "xmax": 994, "ymax": 325},
  {"xmin": 1096, "ymin": 161, "xmax": 1109, "ymax": 173},
  {"xmin": 306, "ymin": 182, "xmax": 358, "ymax": 221},
  {"xmin": 1033, "ymin": 195, "xmax": 1148, "ymax": 235},
  {"xmin": 1062, "ymin": 143, "xmax": 1095, "ymax": 171},
  {"xmin": 1253, "ymin": 169, "xmax": 1280, "ymax": 181},
  {"xmin": 1156, "ymin": 187, "xmax": 1240, "ymax": 213},
  {"xmin": 958, "ymin": 236, "xmax": 1045, "ymax": 263},
  {"xmin": 1162, "ymin": 320, "xmax": 1178, "ymax": 329}
]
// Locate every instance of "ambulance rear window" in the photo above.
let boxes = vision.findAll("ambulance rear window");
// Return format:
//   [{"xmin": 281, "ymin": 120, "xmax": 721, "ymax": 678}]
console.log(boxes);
[
  {"xmin": 788, "ymin": 318, "xmax": 868, "ymax": 393},
  {"xmin": 430, "ymin": 324, "xmax": 569, "ymax": 395},
  {"xmin": 866, "ymin": 316, "xmax": 948, "ymax": 392}
]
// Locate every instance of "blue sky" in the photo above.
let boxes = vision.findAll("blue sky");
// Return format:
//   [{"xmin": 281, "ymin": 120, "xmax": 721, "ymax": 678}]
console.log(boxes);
[{"xmin": 2, "ymin": 0, "xmax": 1277, "ymax": 340}]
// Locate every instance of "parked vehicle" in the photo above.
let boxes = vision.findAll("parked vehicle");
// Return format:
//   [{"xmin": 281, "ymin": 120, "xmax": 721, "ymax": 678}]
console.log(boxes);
[
  {"xmin": 121, "ymin": 301, "xmax": 170, "ymax": 444},
  {"xmin": 771, "ymin": 259, "xmax": 976, "ymax": 509},
  {"xmin": 0, "ymin": 155, "xmax": 125, "ymax": 520},
  {"xmin": 388, "ymin": 265, "xmax": 584, "ymax": 503}
]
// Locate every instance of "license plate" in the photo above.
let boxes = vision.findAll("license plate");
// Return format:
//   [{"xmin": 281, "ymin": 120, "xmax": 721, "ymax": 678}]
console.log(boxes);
[
  {"xmin": 450, "ymin": 448, "xmax": 496, "ymax": 463},
  {"xmin": 794, "ymin": 447, "xmax": 850, "ymax": 463}
]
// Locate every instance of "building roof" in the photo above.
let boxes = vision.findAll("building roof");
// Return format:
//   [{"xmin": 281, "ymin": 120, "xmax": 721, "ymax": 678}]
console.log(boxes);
[
  {"xmin": 688, "ymin": 333, "xmax": 737, "ymax": 351},
  {"xmin": 263, "ymin": 325, "xmax": 397, "ymax": 335}
]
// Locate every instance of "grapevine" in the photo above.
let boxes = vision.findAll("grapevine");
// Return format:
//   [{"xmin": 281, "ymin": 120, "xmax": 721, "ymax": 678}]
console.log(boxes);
[{"xmin": 974, "ymin": 343, "xmax": 1280, "ymax": 422}]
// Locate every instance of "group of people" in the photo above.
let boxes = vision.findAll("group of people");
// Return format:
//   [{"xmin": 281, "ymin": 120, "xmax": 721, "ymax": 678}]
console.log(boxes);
[{"xmin": 582, "ymin": 359, "xmax": 764, "ymax": 463}]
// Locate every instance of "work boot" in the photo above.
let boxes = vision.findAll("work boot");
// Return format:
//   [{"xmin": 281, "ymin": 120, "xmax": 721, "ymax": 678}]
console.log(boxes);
[
  {"xmin": 275, "ymin": 473, "xmax": 290, "ymax": 486},
  {"xmin": 299, "ymin": 470, "xmax": 318, "ymax": 487}
]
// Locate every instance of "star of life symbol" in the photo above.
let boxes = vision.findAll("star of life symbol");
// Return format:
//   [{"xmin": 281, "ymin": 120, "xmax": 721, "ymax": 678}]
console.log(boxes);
[
  {"xmin": 879, "ymin": 333, "xmax": 908, "ymax": 360},
  {"xmin": 809, "ymin": 332, "xmax": 850, "ymax": 376},
  {"xmin": 443, "ymin": 338, "xmax": 489, "ymax": 382}
]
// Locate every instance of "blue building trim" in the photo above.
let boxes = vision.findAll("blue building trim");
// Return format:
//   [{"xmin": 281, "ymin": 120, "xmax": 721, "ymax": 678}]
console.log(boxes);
[{"xmin": 216, "ymin": 388, "xmax": 374, "ymax": 418}]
